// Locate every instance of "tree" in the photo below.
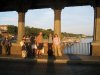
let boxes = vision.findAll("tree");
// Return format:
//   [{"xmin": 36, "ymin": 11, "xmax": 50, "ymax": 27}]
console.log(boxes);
[
  {"xmin": 7, "ymin": 25, "xmax": 17, "ymax": 35},
  {"xmin": 7, "ymin": 25, "xmax": 84, "ymax": 39}
]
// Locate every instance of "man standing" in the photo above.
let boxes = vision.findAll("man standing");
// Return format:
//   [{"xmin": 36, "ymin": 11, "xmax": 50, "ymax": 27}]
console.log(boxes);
[
  {"xmin": 36, "ymin": 32, "xmax": 43, "ymax": 57},
  {"xmin": 2, "ymin": 37, "xmax": 12, "ymax": 55}
]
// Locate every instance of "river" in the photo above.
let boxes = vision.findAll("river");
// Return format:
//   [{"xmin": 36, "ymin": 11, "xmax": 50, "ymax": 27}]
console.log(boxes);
[
  {"xmin": 64, "ymin": 37, "xmax": 93, "ymax": 55},
  {"xmin": 80, "ymin": 37, "xmax": 93, "ymax": 43}
]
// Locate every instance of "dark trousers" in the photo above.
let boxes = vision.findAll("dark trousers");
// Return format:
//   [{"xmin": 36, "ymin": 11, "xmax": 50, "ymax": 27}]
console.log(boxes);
[
  {"xmin": 4, "ymin": 46, "xmax": 11, "ymax": 55},
  {"xmin": 48, "ymin": 43, "xmax": 52, "ymax": 49},
  {"xmin": 48, "ymin": 43, "xmax": 53, "ymax": 56}
]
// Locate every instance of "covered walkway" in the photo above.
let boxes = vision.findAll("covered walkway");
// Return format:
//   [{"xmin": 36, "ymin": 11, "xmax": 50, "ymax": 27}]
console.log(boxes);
[
  {"xmin": 0, "ymin": 55, "xmax": 100, "ymax": 75},
  {"xmin": 0, "ymin": 55, "xmax": 100, "ymax": 64}
]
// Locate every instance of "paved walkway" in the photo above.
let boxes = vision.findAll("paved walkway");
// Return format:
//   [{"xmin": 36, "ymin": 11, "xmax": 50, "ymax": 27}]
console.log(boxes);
[
  {"xmin": 0, "ymin": 54, "xmax": 100, "ymax": 64},
  {"xmin": 0, "ymin": 55, "xmax": 100, "ymax": 75}
]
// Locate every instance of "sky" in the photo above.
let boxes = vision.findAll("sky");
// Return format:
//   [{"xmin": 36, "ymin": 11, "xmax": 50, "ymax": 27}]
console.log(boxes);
[{"xmin": 0, "ymin": 6, "xmax": 94, "ymax": 36}]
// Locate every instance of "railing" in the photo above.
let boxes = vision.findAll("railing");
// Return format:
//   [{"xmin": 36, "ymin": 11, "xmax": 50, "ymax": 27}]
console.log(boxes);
[{"xmin": 63, "ymin": 42, "xmax": 91, "ymax": 55}]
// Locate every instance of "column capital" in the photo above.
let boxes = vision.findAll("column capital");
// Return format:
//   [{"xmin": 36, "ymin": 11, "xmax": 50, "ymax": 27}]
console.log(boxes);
[
  {"xmin": 88, "ymin": 0, "xmax": 96, "ymax": 8},
  {"xmin": 16, "ymin": 9, "xmax": 28, "ymax": 13},
  {"xmin": 51, "ymin": 6, "xmax": 64, "ymax": 11},
  {"xmin": 53, "ymin": 7, "xmax": 63, "ymax": 16}
]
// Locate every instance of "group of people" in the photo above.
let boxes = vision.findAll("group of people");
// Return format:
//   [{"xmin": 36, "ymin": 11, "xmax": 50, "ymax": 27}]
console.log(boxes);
[
  {"xmin": 20, "ymin": 32, "xmax": 62, "ymax": 58},
  {"xmin": 0, "ymin": 32, "xmax": 62, "ymax": 58},
  {"xmin": 20, "ymin": 32, "xmax": 44, "ymax": 58}
]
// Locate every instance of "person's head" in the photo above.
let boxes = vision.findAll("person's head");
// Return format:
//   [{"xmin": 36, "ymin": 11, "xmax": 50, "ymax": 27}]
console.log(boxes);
[
  {"xmin": 23, "ymin": 35, "xmax": 26, "ymax": 38},
  {"xmin": 39, "ymin": 32, "xmax": 42, "ymax": 35},
  {"xmin": 49, "ymin": 33, "xmax": 52, "ymax": 37},
  {"xmin": 54, "ymin": 34, "xmax": 58, "ymax": 37}
]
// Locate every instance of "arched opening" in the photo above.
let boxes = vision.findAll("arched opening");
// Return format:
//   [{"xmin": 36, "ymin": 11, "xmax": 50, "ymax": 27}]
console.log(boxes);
[{"xmin": 61, "ymin": 6, "xmax": 94, "ymax": 55}]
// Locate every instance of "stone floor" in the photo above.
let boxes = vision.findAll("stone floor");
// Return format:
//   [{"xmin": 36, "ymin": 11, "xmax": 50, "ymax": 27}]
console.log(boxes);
[
  {"xmin": 0, "ymin": 54, "xmax": 100, "ymax": 64},
  {"xmin": 0, "ymin": 61, "xmax": 100, "ymax": 75},
  {"xmin": 0, "ymin": 55, "xmax": 100, "ymax": 75}
]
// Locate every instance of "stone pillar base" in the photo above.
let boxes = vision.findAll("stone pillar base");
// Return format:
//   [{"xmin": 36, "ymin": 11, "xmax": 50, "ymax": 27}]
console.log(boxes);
[
  {"xmin": 91, "ymin": 42, "xmax": 100, "ymax": 56},
  {"xmin": 11, "ymin": 43, "xmax": 22, "ymax": 56}
]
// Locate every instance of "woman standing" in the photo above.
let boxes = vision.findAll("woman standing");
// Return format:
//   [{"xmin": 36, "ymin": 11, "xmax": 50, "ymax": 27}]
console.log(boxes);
[{"xmin": 53, "ymin": 34, "xmax": 62, "ymax": 56}]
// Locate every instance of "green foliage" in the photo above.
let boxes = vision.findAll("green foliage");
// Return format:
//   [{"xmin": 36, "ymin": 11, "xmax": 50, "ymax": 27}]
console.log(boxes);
[
  {"xmin": 25, "ymin": 26, "xmax": 44, "ymax": 36},
  {"xmin": 25, "ymin": 26, "xmax": 53, "ymax": 39},
  {"xmin": 7, "ymin": 25, "xmax": 83, "ymax": 39},
  {"xmin": 7, "ymin": 25, "xmax": 17, "ymax": 35},
  {"xmin": 61, "ymin": 32, "xmax": 83, "ymax": 38},
  {"xmin": 43, "ymin": 35, "xmax": 48, "ymax": 39}
]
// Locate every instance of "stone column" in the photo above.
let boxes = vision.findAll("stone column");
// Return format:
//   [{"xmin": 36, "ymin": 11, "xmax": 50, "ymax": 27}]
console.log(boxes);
[
  {"xmin": 92, "ymin": 7, "xmax": 100, "ymax": 56},
  {"xmin": 17, "ymin": 12, "xmax": 25, "ymax": 43},
  {"xmin": 54, "ymin": 9, "xmax": 62, "ymax": 38}
]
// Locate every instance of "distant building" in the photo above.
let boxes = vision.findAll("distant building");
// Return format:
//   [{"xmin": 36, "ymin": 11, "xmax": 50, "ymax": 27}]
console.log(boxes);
[
  {"xmin": 0, "ymin": 25, "xmax": 8, "ymax": 33},
  {"xmin": 0, "ymin": 25, "xmax": 8, "ymax": 31},
  {"xmin": 0, "ymin": 25, "xmax": 8, "ymax": 37}
]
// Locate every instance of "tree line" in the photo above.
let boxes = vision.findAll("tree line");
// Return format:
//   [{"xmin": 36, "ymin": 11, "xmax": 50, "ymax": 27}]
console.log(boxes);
[{"xmin": 7, "ymin": 25, "xmax": 84, "ymax": 39}]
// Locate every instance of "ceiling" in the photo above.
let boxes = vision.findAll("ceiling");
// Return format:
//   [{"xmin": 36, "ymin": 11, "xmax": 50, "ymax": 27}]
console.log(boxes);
[{"xmin": 0, "ymin": 0, "xmax": 99, "ymax": 12}]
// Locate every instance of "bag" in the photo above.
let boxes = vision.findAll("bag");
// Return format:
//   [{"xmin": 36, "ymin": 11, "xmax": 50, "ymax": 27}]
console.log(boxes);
[
  {"xmin": 22, "ymin": 50, "xmax": 27, "ymax": 58},
  {"xmin": 20, "ymin": 41, "xmax": 24, "ymax": 47}
]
